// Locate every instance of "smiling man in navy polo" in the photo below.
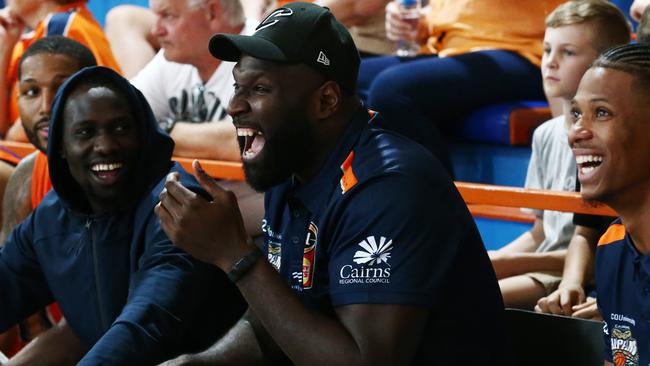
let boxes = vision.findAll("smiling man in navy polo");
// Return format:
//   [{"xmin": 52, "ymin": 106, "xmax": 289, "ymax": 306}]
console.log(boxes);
[
  {"xmin": 568, "ymin": 43, "xmax": 650, "ymax": 366},
  {"xmin": 156, "ymin": 2, "xmax": 508, "ymax": 365}
]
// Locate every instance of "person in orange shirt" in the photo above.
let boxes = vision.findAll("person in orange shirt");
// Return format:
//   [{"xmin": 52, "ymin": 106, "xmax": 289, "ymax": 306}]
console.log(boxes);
[
  {"xmin": 0, "ymin": 35, "xmax": 96, "ymax": 360},
  {"xmin": 0, "ymin": 0, "xmax": 121, "ymax": 141},
  {"xmin": 359, "ymin": 0, "xmax": 565, "ymax": 175}
]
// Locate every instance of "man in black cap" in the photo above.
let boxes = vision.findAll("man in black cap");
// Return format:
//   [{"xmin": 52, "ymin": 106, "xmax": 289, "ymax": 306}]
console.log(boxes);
[{"xmin": 157, "ymin": 2, "xmax": 508, "ymax": 365}]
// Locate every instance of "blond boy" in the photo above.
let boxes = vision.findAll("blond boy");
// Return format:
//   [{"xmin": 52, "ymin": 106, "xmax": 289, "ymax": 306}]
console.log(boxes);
[{"xmin": 490, "ymin": 0, "xmax": 630, "ymax": 310}]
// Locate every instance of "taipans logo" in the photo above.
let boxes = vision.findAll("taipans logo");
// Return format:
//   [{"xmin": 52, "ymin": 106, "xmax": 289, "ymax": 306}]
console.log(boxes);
[
  {"xmin": 339, "ymin": 236, "xmax": 393, "ymax": 285},
  {"xmin": 353, "ymin": 236, "xmax": 392, "ymax": 266},
  {"xmin": 611, "ymin": 324, "xmax": 639, "ymax": 366},
  {"xmin": 302, "ymin": 222, "xmax": 318, "ymax": 289},
  {"xmin": 255, "ymin": 8, "xmax": 293, "ymax": 33}
]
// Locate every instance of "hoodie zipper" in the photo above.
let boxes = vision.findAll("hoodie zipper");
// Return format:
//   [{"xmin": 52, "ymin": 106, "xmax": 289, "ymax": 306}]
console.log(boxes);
[{"xmin": 87, "ymin": 218, "xmax": 109, "ymax": 331}]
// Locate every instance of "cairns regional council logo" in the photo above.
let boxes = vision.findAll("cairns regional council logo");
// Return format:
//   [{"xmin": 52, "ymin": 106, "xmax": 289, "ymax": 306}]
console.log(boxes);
[
  {"xmin": 339, "ymin": 236, "xmax": 393, "ymax": 285},
  {"xmin": 611, "ymin": 324, "xmax": 639, "ymax": 366}
]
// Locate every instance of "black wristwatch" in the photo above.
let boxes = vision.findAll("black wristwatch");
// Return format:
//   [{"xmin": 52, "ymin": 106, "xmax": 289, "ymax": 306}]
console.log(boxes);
[{"xmin": 227, "ymin": 250, "xmax": 263, "ymax": 283}]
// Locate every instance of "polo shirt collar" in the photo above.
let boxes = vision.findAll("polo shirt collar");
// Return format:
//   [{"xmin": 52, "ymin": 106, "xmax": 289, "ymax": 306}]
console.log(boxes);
[
  {"xmin": 290, "ymin": 107, "xmax": 374, "ymax": 213},
  {"xmin": 625, "ymin": 232, "xmax": 650, "ymax": 275}
]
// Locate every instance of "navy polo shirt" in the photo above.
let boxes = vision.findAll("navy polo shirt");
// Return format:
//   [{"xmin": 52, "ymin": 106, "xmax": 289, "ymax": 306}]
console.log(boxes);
[
  {"xmin": 261, "ymin": 109, "xmax": 508, "ymax": 364},
  {"xmin": 597, "ymin": 219, "xmax": 650, "ymax": 365}
]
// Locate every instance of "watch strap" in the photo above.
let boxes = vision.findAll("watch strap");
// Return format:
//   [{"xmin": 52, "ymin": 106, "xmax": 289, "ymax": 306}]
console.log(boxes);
[{"xmin": 227, "ymin": 249, "xmax": 263, "ymax": 283}]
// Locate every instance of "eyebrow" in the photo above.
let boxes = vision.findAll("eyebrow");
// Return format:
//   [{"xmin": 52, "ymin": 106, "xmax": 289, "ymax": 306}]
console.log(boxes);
[
  {"xmin": 20, "ymin": 74, "xmax": 71, "ymax": 84},
  {"xmin": 571, "ymin": 97, "xmax": 609, "ymax": 104}
]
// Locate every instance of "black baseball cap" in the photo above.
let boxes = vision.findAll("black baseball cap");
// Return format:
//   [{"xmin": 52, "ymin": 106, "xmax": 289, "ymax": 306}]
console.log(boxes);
[{"xmin": 208, "ymin": 2, "xmax": 360, "ymax": 91}]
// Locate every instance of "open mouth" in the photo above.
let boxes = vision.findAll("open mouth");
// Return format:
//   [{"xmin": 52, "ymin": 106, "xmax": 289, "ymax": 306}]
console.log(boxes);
[
  {"xmin": 575, "ymin": 154, "xmax": 603, "ymax": 175},
  {"xmin": 90, "ymin": 162, "xmax": 124, "ymax": 184},
  {"xmin": 237, "ymin": 127, "xmax": 266, "ymax": 161}
]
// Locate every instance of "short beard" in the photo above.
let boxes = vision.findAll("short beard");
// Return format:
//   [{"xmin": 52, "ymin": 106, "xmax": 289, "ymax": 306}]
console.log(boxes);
[
  {"xmin": 243, "ymin": 114, "xmax": 315, "ymax": 192},
  {"xmin": 23, "ymin": 126, "xmax": 47, "ymax": 153}
]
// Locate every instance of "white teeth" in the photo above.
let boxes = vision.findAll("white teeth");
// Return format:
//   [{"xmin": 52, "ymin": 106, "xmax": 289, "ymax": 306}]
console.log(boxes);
[
  {"xmin": 576, "ymin": 155, "xmax": 603, "ymax": 164},
  {"xmin": 236, "ymin": 128, "xmax": 262, "ymax": 137},
  {"xmin": 91, "ymin": 163, "xmax": 123, "ymax": 172},
  {"xmin": 581, "ymin": 166, "xmax": 595, "ymax": 174}
]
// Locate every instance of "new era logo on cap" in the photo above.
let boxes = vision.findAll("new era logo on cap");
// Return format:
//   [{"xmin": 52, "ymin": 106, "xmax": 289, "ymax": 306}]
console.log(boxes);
[
  {"xmin": 208, "ymin": 2, "xmax": 360, "ymax": 91},
  {"xmin": 317, "ymin": 51, "xmax": 330, "ymax": 66}
]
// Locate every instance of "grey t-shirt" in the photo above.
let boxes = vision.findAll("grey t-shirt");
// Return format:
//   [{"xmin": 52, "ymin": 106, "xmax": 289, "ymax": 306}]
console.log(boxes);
[{"xmin": 524, "ymin": 115, "xmax": 576, "ymax": 253}]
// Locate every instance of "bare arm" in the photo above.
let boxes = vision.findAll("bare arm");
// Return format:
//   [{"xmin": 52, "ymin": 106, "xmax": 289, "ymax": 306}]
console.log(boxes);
[
  {"xmin": 105, "ymin": 5, "xmax": 158, "ymax": 78},
  {"xmin": 0, "ymin": 9, "xmax": 24, "ymax": 135},
  {"xmin": 0, "ymin": 152, "xmax": 35, "ymax": 246},
  {"xmin": 316, "ymin": 0, "xmax": 388, "ymax": 27},
  {"xmin": 169, "ymin": 122, "xmax": 240, "ymax": 161},
  {"xmin": 494, "ymin": 218, "xmax": 544, "ymax": 254},
  {"xmin": 535, "ymin": 225, "xmax": 600, "ymax": 316},
  {"xmin": 233, "ymin": 261, "xmax": 428, "ymax": 366},
  {"xmin": 7, "ymin": 320, "xmax": 87, "ymax": 366},
  {"xmin": 489, "ymin": 218, "xmax": 559, "ymax": 279},
  {"xmin": 159, "ymin": 310, "xmax": 287, "ymax": 365}
]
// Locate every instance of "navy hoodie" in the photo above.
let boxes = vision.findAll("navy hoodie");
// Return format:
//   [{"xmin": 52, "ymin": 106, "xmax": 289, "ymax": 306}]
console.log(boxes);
[{"xmin": 0, "ymin": 67, "xmax": 244, "ymax": 364}]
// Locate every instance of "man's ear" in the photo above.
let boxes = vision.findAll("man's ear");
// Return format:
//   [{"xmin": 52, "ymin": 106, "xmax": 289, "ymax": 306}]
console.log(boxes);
[
  {"xmin": 313, "ymin": 81, "xmax": 341, "ymax": 120},
  {"xmin": 205, "ymin": 0, "xmax": 220, "ymax": 23}
]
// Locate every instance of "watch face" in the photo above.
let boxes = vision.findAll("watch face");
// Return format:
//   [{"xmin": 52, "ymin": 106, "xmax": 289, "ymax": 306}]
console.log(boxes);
[{"xmin": 158, "ymin": 117, "xmax": 175, "ymax": 134}]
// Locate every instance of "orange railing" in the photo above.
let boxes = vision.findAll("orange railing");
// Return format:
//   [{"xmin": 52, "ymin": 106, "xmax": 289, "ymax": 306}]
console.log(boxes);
[
  {"xmin": 0, "ymin": 141, "xmax": 246, "ymax": 181},
  {"xmin": 456, "ymin": 182, "xmax": 616, "ymax": 218},
  {"xmin": 0, "ymin": 141, "xmax": 617, "ymax": 219}
]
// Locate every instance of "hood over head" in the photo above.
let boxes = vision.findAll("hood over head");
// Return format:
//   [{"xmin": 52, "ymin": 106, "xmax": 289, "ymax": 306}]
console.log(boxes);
[{"xmin": 48, "ymin": 66, "xmax": 175, "ymax": 212}]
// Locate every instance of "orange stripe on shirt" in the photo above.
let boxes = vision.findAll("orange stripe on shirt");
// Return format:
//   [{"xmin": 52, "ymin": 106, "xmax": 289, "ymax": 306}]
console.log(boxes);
[
  {"xmin": 339, "ymin": 151, "xmax": 358, "ymax": 194},
  {"xmin": 6, "ymin": 3, "xmax": 122, "ymax": 136},
  {"xmin": 31, "ymin": 151, "xmax": 52, "ymax": 210},
  {"xmin": 598, "ymin": 223, "xmax": 625, "ymax": 247}
]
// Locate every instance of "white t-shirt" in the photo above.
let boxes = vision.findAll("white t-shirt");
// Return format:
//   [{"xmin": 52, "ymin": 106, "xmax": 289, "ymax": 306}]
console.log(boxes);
[
  {"xmin": 524, "ymin": 115, "xmax": 577, "ymax": 253},
  {"xmin": 131, "ymin": 20, "xmax": 256, "ymax": 123}
]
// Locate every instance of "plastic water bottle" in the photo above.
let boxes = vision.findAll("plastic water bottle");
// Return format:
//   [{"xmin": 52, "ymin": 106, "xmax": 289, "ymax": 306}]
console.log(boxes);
[{"xmin": 395, "ymin": 0, "xmax": 421, "ymax": 57}]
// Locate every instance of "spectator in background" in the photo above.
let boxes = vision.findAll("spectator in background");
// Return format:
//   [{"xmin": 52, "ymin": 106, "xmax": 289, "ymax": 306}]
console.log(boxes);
[
  {"xmin": 630, "ymin": 0, "xmax": 650, "ymax": 20},
  {"xmin": 129, "ymin": 0, "xmax": 263, "ymax": 235},
  {"xmin": 269, "ymin": 0, "xmax": 394, "ymax": 56},
  {"xmin": 358, "ymin": 0, "xmax": 565, "ymax": 175},
  {"xmin": 490, "ymin": 0, "xmax": 630, "ymax": 310},
  {"xmin": 105, "ymin": 5, "xmax": 158, "ymax": 78},
  {"xmin": 0, "ymin": 0, "xmax": 121, "ymax": 141},
  {"xmin": 637, "ymin": 5, "xmax": 650, "ymax": 42},
  {"xmin": 105, "ymin": 0, "xmax": 392, "ymax": 78},
  {"xmin": 567, "ymin": 42, "xmax": 650, "ymax": 366}
]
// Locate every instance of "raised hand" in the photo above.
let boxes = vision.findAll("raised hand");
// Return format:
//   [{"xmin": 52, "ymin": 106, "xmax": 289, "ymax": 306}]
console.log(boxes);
[
  {"xmin": 155, "ymin": 160, "xmax": 256, "ymax": 271},
  {"xmin": 0, "ymin": 8, "xmax": 23, "ymax": 55},
  {"xmin": 384, "ymin": 1, "xmax": 425, "ymax": 42}
]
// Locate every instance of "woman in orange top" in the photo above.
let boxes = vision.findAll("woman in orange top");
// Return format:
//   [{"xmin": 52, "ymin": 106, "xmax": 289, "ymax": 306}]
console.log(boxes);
[{"xmin": 359, "ymin": 0, "xmax": 565, "ymax": 175}]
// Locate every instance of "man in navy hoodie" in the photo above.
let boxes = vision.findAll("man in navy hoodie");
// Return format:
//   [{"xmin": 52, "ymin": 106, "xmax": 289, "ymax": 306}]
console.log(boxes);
[{"xmin": 0, "ymin": 66, "xmax": 243, "ymax": 364}]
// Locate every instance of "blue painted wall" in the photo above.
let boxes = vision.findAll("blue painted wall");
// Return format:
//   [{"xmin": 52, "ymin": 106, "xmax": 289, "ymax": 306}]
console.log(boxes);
[{"xmin": 87, "ymin": 0, "xmax": 149, "ymax": 27}]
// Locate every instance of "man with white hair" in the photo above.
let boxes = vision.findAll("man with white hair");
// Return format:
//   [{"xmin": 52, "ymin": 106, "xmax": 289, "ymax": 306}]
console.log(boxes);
[{"xmin": 132, "ymin": 0, "xmax": 262, "ymax": 235}]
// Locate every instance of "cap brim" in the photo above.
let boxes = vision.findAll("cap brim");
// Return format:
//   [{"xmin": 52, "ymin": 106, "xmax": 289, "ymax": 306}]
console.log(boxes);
[{"xmin": 209, "ymin": 34, "xmax": 289, "ymax": 62}]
